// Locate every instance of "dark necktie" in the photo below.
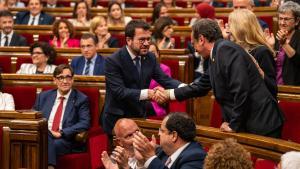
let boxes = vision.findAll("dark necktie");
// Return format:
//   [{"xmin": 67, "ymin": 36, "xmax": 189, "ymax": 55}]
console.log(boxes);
[
  {"xmin": 4, "ymin": 36, "xmax": 8, "ymax": 46},
  {"xmin": 84, "ymin": 59, "xmax": 92, "ymax": 75},
  {"xmin": 134, "ymin": 56, "xmax": 141, "ymax": 76},
  {"xmin": 31, "ymin": 17, "xmax": 36, "ymax": 25},
  {"xmin": 52, "ymin": 96, "xmax": 65, "ymax": 132}
]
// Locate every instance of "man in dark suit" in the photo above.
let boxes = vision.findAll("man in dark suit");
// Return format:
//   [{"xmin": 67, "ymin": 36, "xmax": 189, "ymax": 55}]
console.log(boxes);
[
  {"xmin": 0, "ymin": 10, "xmax": 27, "ymax": 46},
  {"xmin": 71, "ymin": 33, "xmax": 105, "ymax": 76},
  {"xmin": 158, "ymin": 19, "xmax": 284, "ymax": 138},
  {"xmin": 15, "ymin": 0, "xmax": 54, "ymax": 25},
  {"xmin": 133, "ymin": 113, "xmax": 207, "ymax": 169},
  {"xmin": 101, "ymin": 20, "xmax": 182, "ymax": 135},
  {"xmin": 33, "ymin": 64, "xmax": 90, "ymax": 168}
]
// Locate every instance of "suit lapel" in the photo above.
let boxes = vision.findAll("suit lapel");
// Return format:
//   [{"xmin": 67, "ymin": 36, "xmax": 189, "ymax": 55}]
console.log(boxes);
[
  {"xmin": 121, "ymin": 47, "xmax": 141, "ymax": 83},
  {"xmin": 62, "ymin": 90, "xmax": 75, "ymax": 125},
  {"xmin": 39, "ymin": 14, "xmax": 44, "ymax": 24},
  {"xmin": 45, "ymin": 90, "xmax": 57, "ymax": 120},
  {"xmin": 94, "ymin": 55, "xmax": 101, "ymax": 75},
  {"xmin": 78, "ymin": 57, "xmax": 85, "ymax": 74},
  {"xmin": 10, "ymin": 33, "xmax": 17, "ymax": 46}
]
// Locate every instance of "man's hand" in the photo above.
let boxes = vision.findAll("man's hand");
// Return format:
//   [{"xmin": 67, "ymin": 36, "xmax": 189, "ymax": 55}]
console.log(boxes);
[
  {"xmin": 101, "ymin": 151, "xmax": 119, "ymax": 169},
  {"xmin": 50, "ymin": 130, "xmax": 62, "ymax": 138},
  {"xmin": 153, "ymin": 87, "xmax": 170, "ymax": 104},
  {"xmin": 133, "ymin": 132, "xmax": 157, "ymax": 161},
  {"xmin": 111, "ymin": 146, "xmax": 130, "ymax": 169},
  {"xmin": 220, "ymin": 122, "xmax": 234, "ymax": 133}
]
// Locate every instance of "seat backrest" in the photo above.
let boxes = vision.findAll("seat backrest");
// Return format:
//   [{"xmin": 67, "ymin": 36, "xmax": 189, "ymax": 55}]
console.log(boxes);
[
  {"xmin": 111, "ymin": 34, "xmax": 126, "ymax": 48},
  {"xmin": 0, "ymin": 56, "xmax": 12, "ymax": 73},
  {"xmin": 160, "ymin": 60, "xmax": 179, "ymax": 80},
  {"xmin": 21, "ymin": 33, "xmax": 34, "ymax": 45},
  {"xmin": 77, "ymin": 87, "xmax": 100, "ymax": 128},
  {"xmin": 279, "ymin": 100, "xmax": 300, "ymax": 143},
  {"xmin": 16, "ymin": 56, "xmax": 32, "ymax": 72},
  {"xmin": 54, "ymin": 56, "xmax": 69, "ymax": 65},
  {"xmin": 2, "ymin": 86, "xmax": 37, "ymax": 110},
  {"xmin": 210, "ymin": 100, "xmax": 222, "ymax": 128}
]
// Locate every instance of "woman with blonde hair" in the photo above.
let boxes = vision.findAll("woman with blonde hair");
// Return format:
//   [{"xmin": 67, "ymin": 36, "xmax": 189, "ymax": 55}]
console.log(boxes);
[
  {"xmin": 90, "ymin": 16, "xmax": 119, "ymax": 49},
  {"xmin": 228, "ymin": 9, "xmax": 277, "ymax": 98}
]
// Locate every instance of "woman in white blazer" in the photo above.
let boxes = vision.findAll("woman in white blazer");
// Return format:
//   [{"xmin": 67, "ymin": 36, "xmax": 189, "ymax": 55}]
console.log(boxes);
[
  {"xmin": 0, "ymin": 75, "xmax": 15, "ymax": 110},
  {"xmin": 17, "ymin": 42, "xmax": 57, "ymax": 74}
]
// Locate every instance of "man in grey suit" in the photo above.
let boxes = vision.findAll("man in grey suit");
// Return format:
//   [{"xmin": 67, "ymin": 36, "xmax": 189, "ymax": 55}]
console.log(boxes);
[
  {"xmin": 0, "ymin": 10, "xmax": 27, "ymax": 46},
  {"xmin": 157, "ymin": 19, "xmax": 284, "ymax": 138}
]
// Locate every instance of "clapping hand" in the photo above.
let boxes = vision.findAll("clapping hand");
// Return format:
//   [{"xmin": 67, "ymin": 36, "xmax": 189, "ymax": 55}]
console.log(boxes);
[
  {"xmin": 276, "ymin": 29, "xmax": 288, "ymax": 45},
  {"xmin": 133, "ymin": 132, "xmax": 157, "ymax": 162},
  {"xmin": 220, "ymin": 122, "xmax": 235, "ymax": 133}
]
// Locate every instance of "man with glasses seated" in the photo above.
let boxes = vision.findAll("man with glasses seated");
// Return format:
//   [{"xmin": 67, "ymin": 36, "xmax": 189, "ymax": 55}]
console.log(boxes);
[
  {"xmin": 101, "ymin": 20, "xmax": 183, "ymax": 137},
  {"xmin": 33, "ymin": 64, "xmax": 90, "ymax": 169},
  {"xmin": 71, "ymin": 33, "xmax": 105, "ymax": 76}
]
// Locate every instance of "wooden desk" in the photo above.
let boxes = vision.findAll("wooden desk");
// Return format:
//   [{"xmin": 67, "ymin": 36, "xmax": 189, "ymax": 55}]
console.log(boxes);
[{"xmin": 0, "ymin": 111, "xmax": 47, "ymax": 169}]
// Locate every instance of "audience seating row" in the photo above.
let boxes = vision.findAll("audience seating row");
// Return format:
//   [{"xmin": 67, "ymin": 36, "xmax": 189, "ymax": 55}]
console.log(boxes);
[
  {"xmin": 0, "ymin": 47, "xmax": 194, "ymax": 83},
  {"xmin": 9, "ymin": 7, "xmax": 278, "ymax": 28}
]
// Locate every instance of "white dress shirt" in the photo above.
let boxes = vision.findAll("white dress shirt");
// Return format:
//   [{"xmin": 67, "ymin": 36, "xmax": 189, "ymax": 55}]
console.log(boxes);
[
  {"xmin": 144, "ymin": 143, "xmax": 190, "ymax": 168},
  {"xmin": 48, "ymin": 89, "xmax": 72, "ymax": 131},
  {"xmin": 82, "ymin": 54, "xmax": 97, "ymax": 76},
  {"xmin": 16, "ymin": 64, "xmax": 57, "ymax": 74},
  {"xmin": 0, "ymin": 92, "xmax": 15, "ymax": 110},
  {"xmin": 1, "ymin": 31, "xmax": 13, "ymax": 46},
  {"xmin": 28, "ymin": 14, "xmax": 40, "ymax": 25}
]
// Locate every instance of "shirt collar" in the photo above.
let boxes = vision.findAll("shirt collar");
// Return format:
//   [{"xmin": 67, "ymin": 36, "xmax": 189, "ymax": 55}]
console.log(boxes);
[
  {"xmin": 126, "ymin": 45, "xmax": 139, "ymax": 60},
  {"xmin": 85, "ymin": 54, "xmax": 97, "ymax": 64},
  {"xmin": 30, "ymin": 13, "xmax": 40, "ymax": 20},
  {"xmin": 56, "ymin": 89, "xmax": 72, "ymax": 101},
  {"xmin": 1, "ymin": 30, "xmax": 13, "ymax": 39},
  {"xmin": 169, "ymin": 142, "xmax": 190, "ymax": 167}
]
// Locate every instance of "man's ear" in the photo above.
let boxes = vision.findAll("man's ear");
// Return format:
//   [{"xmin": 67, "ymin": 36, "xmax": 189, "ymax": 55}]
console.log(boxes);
[
  {"xmin": 126, "ymin": 37, "xmax": 132, "ymax": 45},
  {"xmin": 199, "ymin": 35, "xmax": 205, "ymax": 45},
  {"xmin": 171, "ymin": 131, "xmax": 178, "ymax": 143}
]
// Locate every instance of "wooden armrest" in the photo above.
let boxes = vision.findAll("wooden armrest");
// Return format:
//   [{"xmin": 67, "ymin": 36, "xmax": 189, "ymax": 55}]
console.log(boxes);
[{"xmin": 75, "ymin": 131, "xmax": 88, "ymax": 142}]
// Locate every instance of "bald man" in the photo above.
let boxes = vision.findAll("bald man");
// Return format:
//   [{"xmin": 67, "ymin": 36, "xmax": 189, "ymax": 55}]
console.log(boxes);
[
  {"xmin": 102, "ymin": 118, "xmax": 141, "ymax": 169},
  {"xmin": 232, "ymin": 0, "xmax": 269, "ymax": 30}
]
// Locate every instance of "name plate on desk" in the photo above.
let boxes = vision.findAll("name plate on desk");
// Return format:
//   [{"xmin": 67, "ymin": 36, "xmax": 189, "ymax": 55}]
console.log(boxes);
[{"xmin": 0, "ymin": 110, "xmax": 42, "ymax": 119}]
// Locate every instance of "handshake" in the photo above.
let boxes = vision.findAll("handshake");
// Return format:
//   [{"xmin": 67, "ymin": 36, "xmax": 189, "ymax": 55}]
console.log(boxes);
[{"xmin": 148, "ymin": 86, "xmax": 171, "ymax": 104}]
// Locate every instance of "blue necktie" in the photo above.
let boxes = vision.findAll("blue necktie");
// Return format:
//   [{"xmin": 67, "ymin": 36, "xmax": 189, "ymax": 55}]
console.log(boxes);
[
  {"xmin": 31, "ymin": 17, "xmax": 35, "ymax": 25},
  {"xmin": 84, "ymin": 59, "xmax": 91, "ymax": 75},
  {"xmin": 134, "ymin": 57, "xmax": 141, "ymax": 76}
]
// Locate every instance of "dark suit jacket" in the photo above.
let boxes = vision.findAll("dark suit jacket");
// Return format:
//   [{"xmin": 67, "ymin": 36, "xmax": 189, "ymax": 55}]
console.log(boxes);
[
  {"xmin": 33, "ymin": 89, "xmax": 90, "ymax": 140},
  {"xmin": 0, "ymin": 32, "xmax": 28, "ymax": 46},
  {"xmin": 149, "ymin": 142, "xmax": 206, "ymax": 169},
  {"xmin": 275, "ymin": 30, "xmax": 300, "ymax": 86},
  {"xmin": 174, "ymin": 39, "xmax": 284, "ymax": 136},
  {"xmin": 15, "ymin": 11, "xmax": 54, "ymax": 25},
  {"xmin": 102, "ymin": 46, "xmax": 181, "ymax": 134},
  {"xmin": 71, "ymin": 54, "xmax": 105, "ymax": 76}
]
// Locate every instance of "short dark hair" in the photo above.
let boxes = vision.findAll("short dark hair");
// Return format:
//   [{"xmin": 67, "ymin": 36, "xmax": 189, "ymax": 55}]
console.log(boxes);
[
  {"xmin": 0, "ymin": 10, "xmax": 14, "ymax": 18},
  {"xmin": 125, "ymin": 20, "xmax": 151, "ymax": 39},
  {"xmin": 192, "ymin": 19, "xmax": 223, "ymax": 42},
  {"xmin": 53, "ymin": 64, "xmax": 74, "ymax": 77},
  {"xmin": 30, "ymin": 42, "xmax": 57, "ymax": 64},
  {"xmin": 165, "ymin": 113, "xmax": 196, "ymax": 142},
  {"xmin": 81, "ymin": 33, "xmax": 98, "ymax": 45},
  {"xmin": 153, "ymin": 16, "xmax": 174, "ymax": 40}
]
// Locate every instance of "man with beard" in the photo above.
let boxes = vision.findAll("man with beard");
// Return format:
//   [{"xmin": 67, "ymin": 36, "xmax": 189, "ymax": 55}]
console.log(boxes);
[
  {"xmin": 0, "ymin": 10, "xmax": 27, "ymax": 46},
  {"xmin": 101, "ymin": 20, "xmax": 182, "ymax": 135}
]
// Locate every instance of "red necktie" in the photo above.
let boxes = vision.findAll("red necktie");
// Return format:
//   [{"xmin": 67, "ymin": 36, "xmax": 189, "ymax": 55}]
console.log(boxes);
[{"xmin": 52, "ymin": 96, "xmax": 65, "ymax": 132}]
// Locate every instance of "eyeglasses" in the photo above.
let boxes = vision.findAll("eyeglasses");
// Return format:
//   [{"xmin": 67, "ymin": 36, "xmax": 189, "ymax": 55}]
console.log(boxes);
[
  {"xmin": 137, "ymin": 37, "xmax": 151, "ymax": 44},
  {"xmin": 55, "ymin": 75, "xmax": 73, "ymax": 82},
  {"xmin": 278, "ymin": 17, "xmax": 295, "ymax": 22}
]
